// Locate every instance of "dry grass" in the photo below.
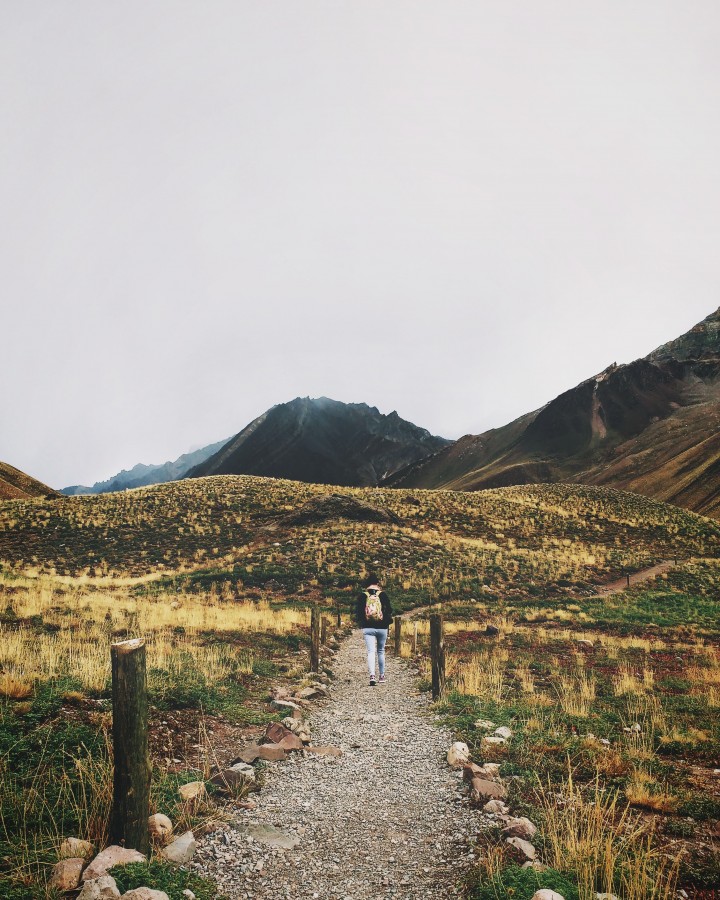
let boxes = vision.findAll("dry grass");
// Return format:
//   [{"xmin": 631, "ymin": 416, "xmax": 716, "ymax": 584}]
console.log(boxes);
[{"xmin": 538, "ymin": 772, "xmax": 681, "ymax": 899}]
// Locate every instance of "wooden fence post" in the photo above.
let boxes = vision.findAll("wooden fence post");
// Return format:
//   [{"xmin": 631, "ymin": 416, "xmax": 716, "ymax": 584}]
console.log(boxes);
[
  {"xmin": 321, "ymin": 616, "xmax": 329, "ymax": 645},
  {"xmin": 430, "ymin": 614, "xmax": 445, "ymax": 700},
  {"xmin": 310, "ymin": 608, "xmax": 320, "ymax": 672},
  {"xmin": 626, "ymin": 573, "xmax": 631, "ymax": 588},
  {"xmin": 411, "ymin": 621, "xmax": 418, "ymax": 655},
  {"xmin": 394, "ymin": 616, "xmax": 402, "ymax": 654},
  {"xmin": 110, "ymin": 638, "xmax": 150, "ymax": 853}
]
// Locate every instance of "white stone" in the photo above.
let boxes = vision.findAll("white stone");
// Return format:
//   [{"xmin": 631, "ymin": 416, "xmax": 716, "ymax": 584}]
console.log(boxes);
[
  {"xmin": 531, "ymin": 891, "xmax": 565, "ymax": 900},
  {"xmin": 121, "ymin": 890, "xmax": 171, "ymax": 900},
  {"xmin": 494, "ymin": 726, "xmax": 513, "ymax": 740},
  {"xmin": 446, "ymin": 742, "xmax": 470, "ymax": 767},
  {"xmin": 82, "ymin": 847, "xmax": 146, "ymax": 881},
  {"xmin": 148, "ymin": 813, "xmax": 173, "ymax": 838},
  {"xmin": 178, "ymin": 780, "xmax": 206, "ymax": 801},
  {"xmin": 473, "ymin": 719, "xmax": 496, "ymax": 730},
  {"xmin": 483, "ymin": 735, "xmax": 506, "ymax": 745},
  {"xmin": 59, "ymin": 837, "xmax": 94, "ymax": 859},
  {"xmin": 77, "ymin": 876, "xmax": 122, "ymax": 900},
  {"xmin": 506, "ymin": 836, "xmax": 536, "ymax": 859},
  {"xmin": 159, "ymin": 830, "xmax": 197, "ymax": 864}
]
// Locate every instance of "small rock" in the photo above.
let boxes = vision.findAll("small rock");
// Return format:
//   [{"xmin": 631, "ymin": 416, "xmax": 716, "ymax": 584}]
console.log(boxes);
[
  {"xmin": 483, "ymin": 735, "xmax": 506, "ymax": 745},
  {"xmin": 506, "ymin": 836, "xmax": 536, "ymax": 860},
  {"xmin": 77, "ymin": 876, "xmax": 121, "ymax": 899},
  {"xmin": 148, "ymin": 813, "xmax": 173, "ymax": 839},
  {"xmin": 470, "ymin": 778, "xmax": 507, "ymax": 802},
  {"xmin": 82, "ymin": 847, "xmax": 146, "ymax": 881},
  {"xmin": 576, "ymin": 639, "xmax": 594, "ymax": 650},
  {"xmin": 531, "ymin": 891, "xmax": 565, "ymax": 900},
  {"xmin": 305, "ymin": 745, "xmax": 343, "ymax": 757},
  {"xmin": 239, "ymin": 743, "xmax": 288, "ymax": 763},
  {"xmin": 122, "ymin": 888, "xmax": 170, "ymax": 900},
  {"xmin": 121, "ymin": 890, "xmax": 171, "ymax": 900},
  {"xmin": 447, "ymin": 742, "xmax": 470, "ymax": 767},
  {"xmin": 182, "ymin": 892, "xmax": 197, "ymax": 900},
  {"xmin": 483, "ymin": 799, "xmax": 508, "ymax": 814},
  {"xmin": 209, "ymin": 763, "xmax": 257, "ymax": 793},
  {"xmin": 159, "ymin": 830, "xmax": 197, "ymax": 865},
  {"xmin": 50, "ymin": 858, "xmax": 85, "ymax": 891},
  {"xmin": 59, "ymin": 837, "xmax": 95, "ymax": 860},
  {"xmin": 502, "ymin": 817, "xmax": 537, "ymax": 840},
  {"xmin": 494, "ymin": 726, "xmax": 513, "ymax": 740},
  {"xmin": 178, "ymin": 781, "xmax": 206, "ymax": 802},
  {"xmin": 474, "ymin": 719, "xmax": 496, "ymax": 730}
]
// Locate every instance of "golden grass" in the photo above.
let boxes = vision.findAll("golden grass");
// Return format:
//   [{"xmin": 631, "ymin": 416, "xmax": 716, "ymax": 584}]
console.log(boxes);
[{"xmin": 538, "ymin": 772, "xmax": 681, "ymax": 899}]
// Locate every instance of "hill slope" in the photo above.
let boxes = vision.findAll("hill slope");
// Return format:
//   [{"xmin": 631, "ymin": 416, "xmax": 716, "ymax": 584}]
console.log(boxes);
[
  {"xmin": 187, "ymin": 397, "xmax": 451, "ymax": 487},
  {"xmin": 0, "ymin": 462, "xmax": 59, "ymax": 501},
  {"xmin": 387, "ymin": 308, "xmax": 720, "ymax": 517},
  {"xmin": 62, "ymin": 437, "xmax": 231, "ymax": 495}
]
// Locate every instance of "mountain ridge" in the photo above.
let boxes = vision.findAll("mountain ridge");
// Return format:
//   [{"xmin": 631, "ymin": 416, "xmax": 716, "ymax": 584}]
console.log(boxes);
[
  {"xmin": 385, "ymin": 307, "xmax": 720, "ymax": 518},
  {"xmin": 186, "ymin": 396, "xmax": 451, "ymax": 487}
]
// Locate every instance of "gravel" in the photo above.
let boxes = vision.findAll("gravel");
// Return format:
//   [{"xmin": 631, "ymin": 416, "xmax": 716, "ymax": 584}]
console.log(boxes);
[{"xmin": 193, "ymin": 632, "xmax": 489, "ymax": 899}]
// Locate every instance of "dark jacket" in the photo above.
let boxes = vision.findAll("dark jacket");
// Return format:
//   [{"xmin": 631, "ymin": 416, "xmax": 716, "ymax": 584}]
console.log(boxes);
[{"xmin": 355, "ymin": 587, "xmax": 393, "ymax": 630}]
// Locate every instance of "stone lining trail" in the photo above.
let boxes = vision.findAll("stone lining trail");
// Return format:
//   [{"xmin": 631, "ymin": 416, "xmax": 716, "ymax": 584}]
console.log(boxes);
[{"xmin": 193, "ymin": 632, "xmax": 486, "ymax": 899}]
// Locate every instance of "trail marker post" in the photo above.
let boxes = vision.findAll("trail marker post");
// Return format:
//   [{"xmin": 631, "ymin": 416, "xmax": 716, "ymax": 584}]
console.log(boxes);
[
  {"xmin": 110, "ymin": 638, "xmax": 150, "ymax": 853},
  {"xmin": 321, "ymin": 616, "xmax": 329, "ymax": 645},
  {"xmin": 394, "ymin": 616, "xmax": 402, "ymax": 654},
  {"xmin": 310, "ymin": 608, "xmax": 320, "ymax": 672},
  {"xmin": 430, "ymin": 614, "xmax": 445, "ymax": 700}
]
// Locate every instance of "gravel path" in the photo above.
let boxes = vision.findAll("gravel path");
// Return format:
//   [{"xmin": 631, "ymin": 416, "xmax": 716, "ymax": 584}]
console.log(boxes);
[{"xmin": 193, "ymin": 631, "xmax": 485, "ymax": 899}]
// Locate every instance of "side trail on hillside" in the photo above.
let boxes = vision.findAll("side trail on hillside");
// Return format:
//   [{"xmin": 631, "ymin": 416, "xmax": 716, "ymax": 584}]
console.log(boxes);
[{"xmin": 193, "ymin": 636, "xmax": 483, "ymax": 899}]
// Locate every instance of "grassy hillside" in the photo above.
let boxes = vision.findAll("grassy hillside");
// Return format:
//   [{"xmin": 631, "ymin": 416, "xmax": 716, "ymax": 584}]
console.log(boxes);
[
  {"xmin": 0, "ymin": 476, "xmax": 718, "ymax": 606},
  {"xmin": 1, "ymin": 476, "xmax": 719, "ymax": 896}
]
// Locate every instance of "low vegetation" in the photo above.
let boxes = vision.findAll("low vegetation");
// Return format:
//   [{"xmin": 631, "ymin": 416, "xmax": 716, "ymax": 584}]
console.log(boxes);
[{"xmin": 0, "ymin": 475, "xmax": 718, "ymax": 895}]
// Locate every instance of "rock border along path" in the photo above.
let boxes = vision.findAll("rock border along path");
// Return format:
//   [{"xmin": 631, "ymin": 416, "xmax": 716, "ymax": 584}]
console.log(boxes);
[{"xmin": 193, "ymin": 632, "xmax": 484, "ymax": 899}]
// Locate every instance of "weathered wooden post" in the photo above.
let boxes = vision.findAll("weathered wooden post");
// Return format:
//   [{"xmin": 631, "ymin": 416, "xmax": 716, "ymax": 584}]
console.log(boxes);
[
  {"xmin": 310, "ymin": 607, "xmax": 320, "ymax": 672},
  {"xmin": 394, "ymin": 615, "xmax": 402, "ymax": 654},
  {"xmin": 110, "ymin": 638, "xmax": 150, "ymax": 853},
  {"xmin": 626, "ymin": 573, "xmax": 631, "ymax": 588},
  {"xmin": 321, "ymin": 616, "xmax": 329, "ymax": 645},
  {"xmin": 430, "ymin": 614, "xmax": 445, "ymax": 700},
  {"xmin": 411, "ymin": 621, "xmax": 418, "ymax": 655}
]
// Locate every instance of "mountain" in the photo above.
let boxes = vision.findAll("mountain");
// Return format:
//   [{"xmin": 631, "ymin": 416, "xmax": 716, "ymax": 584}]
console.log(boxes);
[
  {"xmin": 186, "ymin": 397, "xmax": 451, "ymax": 487},
  {"xmin": 386, "ymin": 308, "xmax": 720, "ymax": 518},
  {"xmin": 0, "ymin": 462, "xmax": 60, "ymax": 501},
  {"xmin": 62, "ymin": 438, "xmax": 230, "ymax": 495}
]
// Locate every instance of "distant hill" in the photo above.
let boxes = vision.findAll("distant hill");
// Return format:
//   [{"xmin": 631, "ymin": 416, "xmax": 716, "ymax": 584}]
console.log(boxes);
[
  {"xmin": 387, "ymin": 308, "xmax": 720, "ymax": 518},
  {"xmin": 186, "ymin": 397, "xmax": 451, "ymax": 487},
  {"xmin": 0, "ymin": 462, "xmax": 60, "ymax": 501},
  {"xmin": 62, "ymin": 438, "xmax": 230, "ymax": 495}
]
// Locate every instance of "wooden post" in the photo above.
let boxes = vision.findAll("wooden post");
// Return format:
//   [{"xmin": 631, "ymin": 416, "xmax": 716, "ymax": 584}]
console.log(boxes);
[
  {"xmin": 430, "ymin": 614, "xmax": 445, "ymax": 700},
  {"xmin": 411, "ymin": 621, "xmax": 418, "ymax": 655},
  {"xmin": 394, "ymin": 616, "xmax": 402, "ymax": 654},
  {"xmin": 321, "ymin": 616, "xmax": 329, "ymax": 645},
  {"xmin": 626, "ymin": 573, "xmax": 631, "ymax": 588},
  {"xmin": 336, "ymin": 601, "xmax": 342, "ymax": 628},
  {"xmin": 310, "ymin": 607, "xmax": 320, "ymax": 672},
  {"xmin": 110, "ymin": 638, "xmax": 150, "ymax": 853}
]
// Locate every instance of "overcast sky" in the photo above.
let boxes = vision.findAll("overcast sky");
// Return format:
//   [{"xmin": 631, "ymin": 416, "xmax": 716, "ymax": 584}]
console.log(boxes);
[{"xmin": 2, "ymin": 2, "xmax": 719, "ymax": 489}]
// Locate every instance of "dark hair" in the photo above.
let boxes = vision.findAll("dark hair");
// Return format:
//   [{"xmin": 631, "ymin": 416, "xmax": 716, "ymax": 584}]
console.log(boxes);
[{"xmin": 363, "ymin": 574, "xmax": 381, "ymax": 588}]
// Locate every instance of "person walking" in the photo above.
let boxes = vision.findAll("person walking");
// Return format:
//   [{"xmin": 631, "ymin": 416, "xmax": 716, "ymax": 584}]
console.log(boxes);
[{"xmin": 356, "ymin": 574, "xmax": 393, "ymax": 686}]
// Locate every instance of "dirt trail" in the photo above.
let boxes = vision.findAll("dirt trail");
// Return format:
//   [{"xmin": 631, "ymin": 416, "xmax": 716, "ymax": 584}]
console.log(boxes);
[
  {"xmin": 595, "ymin": 560, "xmax": 674, "ymax": 595},
  {"xmin": 193, "ymin": 634, "xmax": 483, "ymax": 899}
]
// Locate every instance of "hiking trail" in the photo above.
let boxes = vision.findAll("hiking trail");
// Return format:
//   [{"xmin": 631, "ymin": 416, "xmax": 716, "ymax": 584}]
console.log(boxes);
[{"xmin": 193, "ymin": 633, "xmax": 484, "ymax": 899}]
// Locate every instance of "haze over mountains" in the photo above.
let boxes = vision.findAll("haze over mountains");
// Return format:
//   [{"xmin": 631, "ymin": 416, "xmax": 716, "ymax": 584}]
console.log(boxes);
[
  {"xmin": 388, "ymin": 307, "xmax": 720, "ymax": 518},
  {"xmin": 5, "ymin": 306, "xmax": 717, "ymax": 519}
]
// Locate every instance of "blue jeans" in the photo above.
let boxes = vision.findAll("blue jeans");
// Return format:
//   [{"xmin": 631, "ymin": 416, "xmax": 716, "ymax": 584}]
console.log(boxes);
[{"xmin": 363, "ymin": 628, "xmax": 388, "ymax": 677}]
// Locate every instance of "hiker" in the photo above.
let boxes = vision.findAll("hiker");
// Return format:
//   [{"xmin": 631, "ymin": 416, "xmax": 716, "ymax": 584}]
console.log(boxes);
[{"xmin": 355, "ymin": 574, "xmax": 393, "ymax": 686}]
